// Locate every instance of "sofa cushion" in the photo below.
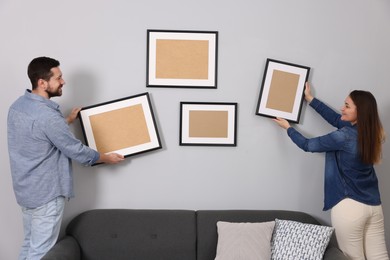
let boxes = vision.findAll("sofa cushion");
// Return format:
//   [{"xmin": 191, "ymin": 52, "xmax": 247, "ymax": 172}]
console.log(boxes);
[
  {"xmin": 214, "ymin": 221, "xmax": 275, "ymax": 260},
  {"xmin": 271, "ymin": 219, "xmax": 334, "ymax": 260},
  {"xmin": 66, "ymin": 209, "xmax": 196, "ymax": 260},
  {"xmin": 196, "ymin": 210, "xmax": 320, "ymax": 260}
]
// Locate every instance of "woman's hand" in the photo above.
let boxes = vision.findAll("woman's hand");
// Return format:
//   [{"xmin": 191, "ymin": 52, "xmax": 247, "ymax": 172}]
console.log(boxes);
[
  {"xmin": 304, "ymin": 82, "xmax": 314, "ymax": 103},
  {"xmin": 272, "ymin": 117, "xmax": 291, "ymax": 129}
]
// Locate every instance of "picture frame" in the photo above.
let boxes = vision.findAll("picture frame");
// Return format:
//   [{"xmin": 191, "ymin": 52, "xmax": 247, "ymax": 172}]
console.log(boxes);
[
  {"xmin": 147, "ymin": 29, "xmax": 218, "ymax": 88},
  {"xmin": 180, "ymin": 102, "xmax": 237, "ymax": 146},
  {"xmin": 255, "ymin": 58, "xmax": 310, "ymax": 123},
  {"xmin": 78, "ymin": 92, "xmax": 162, "ymax": 163}
]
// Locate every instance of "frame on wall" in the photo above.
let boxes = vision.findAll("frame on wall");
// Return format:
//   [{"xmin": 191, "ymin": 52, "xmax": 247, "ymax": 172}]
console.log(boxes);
[
  {"xmin": 147, "ymin": 29, "xmax": 218, "ymax": 88},
  {"xmin": 79, "ymin": 92, "xmax": 162, "ymax": 163},
  {"xmin": 180, "ymin": 102, "xmax": 237, "ymax": 146},
  {"xmin": 255, "ymin": 58, "xmax": 310, "ymax": 123}
]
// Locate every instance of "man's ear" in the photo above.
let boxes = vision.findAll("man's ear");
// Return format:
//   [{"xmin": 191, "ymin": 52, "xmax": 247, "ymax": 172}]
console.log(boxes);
[{"xmin": 37, "ymin": 79, "xmax": 47, "ymax": 90}]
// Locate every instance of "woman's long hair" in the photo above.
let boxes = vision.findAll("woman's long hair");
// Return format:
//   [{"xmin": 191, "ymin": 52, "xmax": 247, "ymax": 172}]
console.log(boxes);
[{"xmin": 349, "ymin": 90, "xmax": 385, "ymax": 164}]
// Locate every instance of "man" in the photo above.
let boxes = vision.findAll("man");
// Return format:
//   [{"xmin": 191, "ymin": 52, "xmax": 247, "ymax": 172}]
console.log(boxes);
[{"xmin": 7, "ymin": 56, "xmax": 124, "ymax": 260}]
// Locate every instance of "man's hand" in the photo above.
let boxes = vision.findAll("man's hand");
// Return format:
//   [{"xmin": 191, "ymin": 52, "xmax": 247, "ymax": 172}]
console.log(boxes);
[
  {"xmin": 66, "ymin": 107, "xmax": 81, "ymax": 124},
  {"xmin": 97, "ymin": 153, "xmax": 125, "ymax": 164}
]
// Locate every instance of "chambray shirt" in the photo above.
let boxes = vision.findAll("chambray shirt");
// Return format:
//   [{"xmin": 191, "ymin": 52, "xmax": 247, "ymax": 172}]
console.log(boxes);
[
  {"xmin": 287, "ymin": 98, "xmax": 381, "ymax": 211},
  {"xmin": 7, "ymin": 90, "xmax": 100, "ymax": 208}
]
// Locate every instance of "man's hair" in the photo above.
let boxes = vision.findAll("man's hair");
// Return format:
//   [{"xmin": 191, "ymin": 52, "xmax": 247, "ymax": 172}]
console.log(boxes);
[{"xmin": 27, "ymin": 57, "xmax": 60, "ymax": 89}]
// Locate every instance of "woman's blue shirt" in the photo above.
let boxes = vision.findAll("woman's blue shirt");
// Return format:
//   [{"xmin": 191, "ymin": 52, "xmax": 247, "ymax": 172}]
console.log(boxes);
[{"xmin": 287, "ymin": 98, "xmax": 381, "ymax": 211}]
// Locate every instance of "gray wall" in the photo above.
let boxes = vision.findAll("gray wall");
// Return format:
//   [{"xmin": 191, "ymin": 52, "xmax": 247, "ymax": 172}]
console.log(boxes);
[{"xmin": 1, "ymin": 0, "xmax": 389, "ymax": 259}]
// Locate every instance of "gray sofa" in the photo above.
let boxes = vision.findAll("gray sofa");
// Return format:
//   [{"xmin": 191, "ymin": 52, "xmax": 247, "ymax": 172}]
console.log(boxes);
[{"xmin": 43, "ymin": 209, "xmax": 348, "ymax": 260}]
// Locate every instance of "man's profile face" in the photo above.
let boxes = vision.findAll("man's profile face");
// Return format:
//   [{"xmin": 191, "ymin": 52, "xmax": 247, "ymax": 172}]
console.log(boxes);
[{"xmin": 45, "ymin": 67, "xmax": 65, "ymax": 98}]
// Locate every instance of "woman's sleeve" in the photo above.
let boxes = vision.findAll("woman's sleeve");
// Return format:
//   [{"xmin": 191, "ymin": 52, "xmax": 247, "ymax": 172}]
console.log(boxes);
[
  {"xmin": 310, "ymin": 98, "xmax": 351, "ymax": 129},
  {"xmin": 287, "ymin": 127, "xmax": 346, "ymax": 153}
]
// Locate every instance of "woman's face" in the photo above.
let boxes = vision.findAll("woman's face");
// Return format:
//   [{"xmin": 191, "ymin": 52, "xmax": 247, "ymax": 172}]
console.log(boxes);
[{"xmin": 341, "ymin": 96, "xmax": 358, "ymax": 125}]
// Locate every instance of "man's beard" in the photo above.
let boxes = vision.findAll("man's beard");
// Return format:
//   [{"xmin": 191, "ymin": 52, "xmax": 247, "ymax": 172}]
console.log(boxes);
[{"xmin": 46, "ymin": 86, "xmax": 62, "ymax": 98}]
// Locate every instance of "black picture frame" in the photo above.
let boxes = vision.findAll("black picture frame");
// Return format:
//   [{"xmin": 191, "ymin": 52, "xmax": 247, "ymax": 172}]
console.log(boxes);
[
  {"xmin": 180, "ymin": 102, "xmax": 237, "ymax": 146},
  {"xmin": 255, "ymin": 58, "xmax": 310, "ymax": 123},
  {"xmin": 147, "ymin": 29, "xmax": 218, "ymax": 88},
  {"xmin": 79, "ymin": 92, "xmax": 162, "ymax": 163}
]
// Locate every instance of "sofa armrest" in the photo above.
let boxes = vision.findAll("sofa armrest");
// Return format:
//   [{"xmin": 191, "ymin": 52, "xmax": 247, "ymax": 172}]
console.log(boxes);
[
  {"xmin": 41, "ymin": 236, "xmax": 81, "ymax": 260},
  {"xmin": 323, "ymin": 246, "xmax": 348, "ymax": 260}
]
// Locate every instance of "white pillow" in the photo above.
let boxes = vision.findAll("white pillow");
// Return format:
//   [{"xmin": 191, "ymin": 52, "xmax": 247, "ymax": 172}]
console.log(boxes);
[
  {"xmin": 215, "ymin": 221, "xmax": 275, "ymax": 260},
  {"xmin": 271, "ymin": 219, "xmax": 334, "ymax": 260}
]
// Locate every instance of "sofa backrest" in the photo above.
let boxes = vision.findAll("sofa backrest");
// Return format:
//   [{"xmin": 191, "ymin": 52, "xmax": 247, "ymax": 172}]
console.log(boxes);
[
  {"xmin": 196, "ymin": 210, "xmax": 321, "ymax": 260},
  {"xmin": 66, "ymin": 209, "xmax": 197, "ymax": 260}
]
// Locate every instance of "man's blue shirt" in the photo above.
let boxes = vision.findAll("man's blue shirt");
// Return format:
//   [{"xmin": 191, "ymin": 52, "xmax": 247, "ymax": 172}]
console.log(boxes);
[
  {"xmin": 287, "ymin": 98, "xmax": 381, "ymax": 211},
  {"xmin": 7, "ymin": 90, "xmax": 100, "ymax": 208}
]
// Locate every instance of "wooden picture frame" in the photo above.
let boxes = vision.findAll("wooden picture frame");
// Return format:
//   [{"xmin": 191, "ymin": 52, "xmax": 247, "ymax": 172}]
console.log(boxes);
[
  {"xmin": 79, "ymin": 92, "xmax": 162, "ymax": 162},
  {"xmin": 256, "ymin": 58, "xmax": 310, "ymax": 123},
  {"xmin": 147, "ymin": 29, "xmax": 218, "ymax": 88},
  {"xmin": 180, "ymin": 102, "xmax": 237, "ymax": 146}
]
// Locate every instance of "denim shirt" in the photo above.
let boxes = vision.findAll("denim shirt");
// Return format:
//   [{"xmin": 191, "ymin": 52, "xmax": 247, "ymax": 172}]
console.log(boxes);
[
  {"xmin": 7, "ymin": 90, "xmax": 100, "ymax": 208},
  {"xmin": 287, "ymin": 98, "xmax": 381, "ymax": 211}
]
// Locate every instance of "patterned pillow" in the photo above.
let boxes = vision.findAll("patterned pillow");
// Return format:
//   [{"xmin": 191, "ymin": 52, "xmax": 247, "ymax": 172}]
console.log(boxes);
[
  {"xmin": 271, "ymin": 219, "xmax": 334, "ymax": 260},
  {"xmin": 215, "ymin": 221, "xmax": 275, "ymax": 260}
]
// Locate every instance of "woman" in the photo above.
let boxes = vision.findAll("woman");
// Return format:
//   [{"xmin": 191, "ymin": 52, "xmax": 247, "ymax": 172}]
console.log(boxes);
[{"xmin": 273, "ymin": 82, "xmax": 389, "ymax": 260}]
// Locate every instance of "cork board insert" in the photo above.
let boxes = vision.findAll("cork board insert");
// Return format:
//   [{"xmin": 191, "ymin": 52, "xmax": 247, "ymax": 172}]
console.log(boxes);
[
  {"xmin": 266, "ymin": 69, "xmax": 300, "ymax": 113},
  {"xmin": 156, "ymin": 39, "xmax": 209, "ymax": 80},
  {"xmin": 89, "ymin": 104, "xmax": 151, "ymax": 153},
  {"xmin": 189, "ymin": 110, "xmax": 228, "ymax": 138}
]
